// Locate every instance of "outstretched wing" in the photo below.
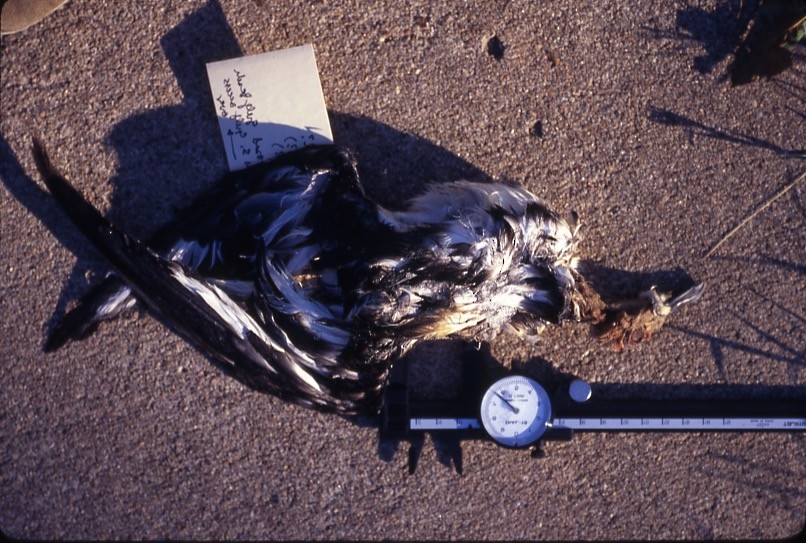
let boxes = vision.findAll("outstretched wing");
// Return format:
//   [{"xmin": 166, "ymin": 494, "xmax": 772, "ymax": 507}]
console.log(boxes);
[
  {"xmin": 33, "ymin": 139, "xmax": 376, "ymax": 414},
  {"xmin": 43, "ymin": 145, "xmax": 362, "ymax": 351}
]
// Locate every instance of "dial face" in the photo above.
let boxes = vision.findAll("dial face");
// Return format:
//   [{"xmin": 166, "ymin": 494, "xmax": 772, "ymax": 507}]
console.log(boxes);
[{"xmin": 480, "ymin": 375, "xmax": 551, "ymax": 448}]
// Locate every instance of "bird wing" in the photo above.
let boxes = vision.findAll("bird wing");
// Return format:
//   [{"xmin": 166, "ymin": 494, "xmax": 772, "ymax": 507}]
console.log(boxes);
[
  {"xmin": 33, "ymin": 139, "xmax": 370, "ymax": 414},
  {"xmin": 42, "ymin": 145, "xmax": 363, "ymax": 351}
]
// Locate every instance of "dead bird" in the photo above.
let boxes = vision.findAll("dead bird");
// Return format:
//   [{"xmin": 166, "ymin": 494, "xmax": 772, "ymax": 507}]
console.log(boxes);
[{"xmin": 33, "ymin": 139, "xmax": 703, "ymax": 415}]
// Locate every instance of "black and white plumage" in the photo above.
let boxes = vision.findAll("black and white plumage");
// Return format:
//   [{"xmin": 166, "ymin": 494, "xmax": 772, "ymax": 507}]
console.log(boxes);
[{"xmin": 33, "ymin": 140, "xmax": 699, "ymax": 415}]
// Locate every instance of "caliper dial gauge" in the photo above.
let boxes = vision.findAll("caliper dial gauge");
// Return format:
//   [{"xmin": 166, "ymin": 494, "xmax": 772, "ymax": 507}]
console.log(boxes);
[{"xmin": 480, "ymin": 375, "xmax": 552, "ymax": 448}]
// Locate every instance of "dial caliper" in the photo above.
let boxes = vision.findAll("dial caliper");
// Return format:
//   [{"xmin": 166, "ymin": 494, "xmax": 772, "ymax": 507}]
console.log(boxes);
[{"xmin": 379, "ymin": 345, "xmax": 806, "ymax": 473}]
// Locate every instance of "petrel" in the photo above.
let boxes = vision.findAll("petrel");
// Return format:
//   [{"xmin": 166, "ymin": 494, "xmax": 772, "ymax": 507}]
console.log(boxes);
[{"xmin": 33, "ymin": 140, "xmax": 702, "ymax": 415}]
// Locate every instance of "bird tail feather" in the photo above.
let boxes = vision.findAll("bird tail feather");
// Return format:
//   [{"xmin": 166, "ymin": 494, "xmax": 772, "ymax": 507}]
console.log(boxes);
[{"xmin": 44, "ymin": 277, "xmax": 134, "ymax": 352}]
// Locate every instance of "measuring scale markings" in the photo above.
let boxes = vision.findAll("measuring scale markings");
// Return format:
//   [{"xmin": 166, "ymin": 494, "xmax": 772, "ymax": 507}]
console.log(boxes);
[
  {"xmin": 552, "ymin": 417, "xmax": 806, "ymax": 430},
  {"xmin": 479, "ymin": 376, "xmax": 551, "ymax": 447},
  {"xmin": 410, "ymin": 418, "xmax": 481, "ymax": 430},
  {"xmin": 395, "ymin": 371, "xmax": 806, "ymax": 452}
]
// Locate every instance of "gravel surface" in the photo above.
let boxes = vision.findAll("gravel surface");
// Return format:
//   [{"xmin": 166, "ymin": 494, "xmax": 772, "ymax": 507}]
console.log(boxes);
[{"xmin": 2, "ymin": 0, "xmax": 804, "ymax": 540}]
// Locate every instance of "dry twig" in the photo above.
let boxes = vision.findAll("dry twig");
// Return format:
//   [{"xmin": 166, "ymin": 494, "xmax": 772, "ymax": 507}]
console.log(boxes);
[{"xmin": 704, "ymin": 170, "xmax": 805, "ymax": 258}]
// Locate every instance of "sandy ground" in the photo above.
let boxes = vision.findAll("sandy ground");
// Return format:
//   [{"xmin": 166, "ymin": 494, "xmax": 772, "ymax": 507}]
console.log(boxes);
[{"xmin": 1, "ymin": 0, "xmax": 804, "ymax": 540}]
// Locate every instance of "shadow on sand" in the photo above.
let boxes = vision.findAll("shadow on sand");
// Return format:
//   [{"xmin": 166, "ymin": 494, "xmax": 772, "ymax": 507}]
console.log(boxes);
[{"xmin": 3, "ymin": 0, "xmax": 800, "ymax": 476}]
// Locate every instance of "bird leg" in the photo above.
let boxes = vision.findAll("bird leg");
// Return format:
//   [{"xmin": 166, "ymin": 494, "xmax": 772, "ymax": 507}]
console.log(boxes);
[
  {"xmin": 569, "ymin": 272, "xmax": 609, "ymax": 324},
  {"xmin": 593, "ymin": 283, "xmax": 704, "ymax": 351}
]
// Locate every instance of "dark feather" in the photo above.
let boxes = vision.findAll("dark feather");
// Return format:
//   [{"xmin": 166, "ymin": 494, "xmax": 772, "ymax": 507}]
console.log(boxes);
[{"xmin": 35, "ymin": 139, "xmax": 589, "ymax": 414}]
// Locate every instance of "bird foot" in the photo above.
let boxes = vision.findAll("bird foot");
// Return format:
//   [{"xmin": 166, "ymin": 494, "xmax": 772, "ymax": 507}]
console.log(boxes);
[
  {"xmin": 594, "ymin": 283, "xmax": 705, "ymax": 351},
  {"xmin": 641, "ymin": 283, "xmax": 705, "ymax": 317}
]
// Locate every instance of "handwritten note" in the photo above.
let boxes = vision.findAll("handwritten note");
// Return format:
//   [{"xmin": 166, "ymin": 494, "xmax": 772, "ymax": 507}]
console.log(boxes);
[{"xmin": 206, "ymin": 44, "xmax": 333, "ymax": 171}]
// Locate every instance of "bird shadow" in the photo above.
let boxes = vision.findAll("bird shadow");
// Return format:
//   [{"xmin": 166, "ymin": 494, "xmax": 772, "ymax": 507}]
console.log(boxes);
[
  {"xmin": 9, "ymin": 0, "xmax": 799, "ymax": 476},
  {"xmin": 2, "ymin": 0, "xmax": 491, "ymax": 349},
  {"xmin": 578, "ymin": 260, "xmax": 700, "ymax": 301},
  {"xmin": 647, "ymin": 106, "xmax": 806, "ymax": 158}
]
